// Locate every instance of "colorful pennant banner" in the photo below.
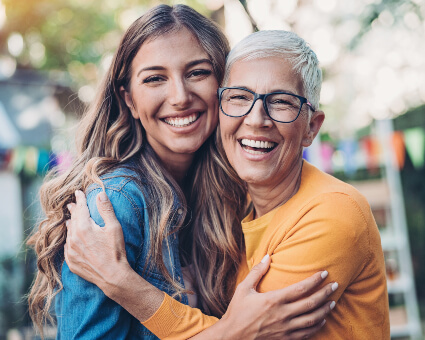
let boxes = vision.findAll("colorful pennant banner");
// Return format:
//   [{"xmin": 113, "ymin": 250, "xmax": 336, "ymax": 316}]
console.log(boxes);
[{"xmin": 303, "ymin": 128, "xmax": 425, "ymax": 175}]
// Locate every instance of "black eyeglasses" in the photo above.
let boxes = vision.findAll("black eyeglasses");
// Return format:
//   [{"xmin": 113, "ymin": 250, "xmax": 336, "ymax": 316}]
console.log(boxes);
[{"xmin": 218, "ymin": 87, "xmax": 315, "ymax": 123}]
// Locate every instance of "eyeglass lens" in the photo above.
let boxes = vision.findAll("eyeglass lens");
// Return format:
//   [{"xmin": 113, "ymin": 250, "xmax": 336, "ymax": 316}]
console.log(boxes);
[{"xmin": 220, "ymin": 88, "xmax": 302, "ymax": 123}]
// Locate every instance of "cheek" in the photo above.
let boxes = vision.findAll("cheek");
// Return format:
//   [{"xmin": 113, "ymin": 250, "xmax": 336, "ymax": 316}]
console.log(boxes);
[{"xmin": 219, "ymin": 116, "xmax": 237, "ymax": 138}]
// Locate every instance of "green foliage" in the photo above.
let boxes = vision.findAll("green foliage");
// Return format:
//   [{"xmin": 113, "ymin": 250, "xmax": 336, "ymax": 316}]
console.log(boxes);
[
  {"xmin": 348, "ymin": 0, "xmax": 423, "ymax": 50},
  {"xmin": 0, "ymin": 0, "xmax": 210, "ymax": 88}
]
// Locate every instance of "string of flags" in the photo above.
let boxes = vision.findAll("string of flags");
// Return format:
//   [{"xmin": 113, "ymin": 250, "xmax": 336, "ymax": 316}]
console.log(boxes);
[
  {"xmin": 303, "ymin": 127, "xmax": 425, "ymax": 174},
  {"xmin": 0, "ymin": 127, "xmax": 424, "ymax": 177},
  {"xmin": 0, "ymin": 147, "xmax": 73, "ymax": 176}
]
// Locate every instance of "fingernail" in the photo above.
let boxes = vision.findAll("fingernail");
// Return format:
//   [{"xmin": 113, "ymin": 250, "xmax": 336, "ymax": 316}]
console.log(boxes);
[
  {"xmin": 320, "ymin": 319, "xmax": 326, "ymax": 327},
  {"xmin": 65, "ymin": 220, "xmax": 70, "ymax": 227},
  {"xmin": 261, "ymin": 254, "xmax": 270, "ymax": 263},
  {"xmin": 330, "ymin": 301, "xmax": 336, "ymax": 310},
  {"xmin": 67, "ymin": 204, "xmax": 72, "ymax": 211},
  {"xmin": 321, "ymin": 270, "xmax": 328, "ymax": 279},
  {"xmin": 75, "ymin": 190, "xmax": 81, "ymax": 197},
  {"xmin": 332, "ymin": 282, "xmax": 339, "ymax": 291},
  {"xmin": 99, "ymin": 192, "xmax": 108, "ymax": 202}
]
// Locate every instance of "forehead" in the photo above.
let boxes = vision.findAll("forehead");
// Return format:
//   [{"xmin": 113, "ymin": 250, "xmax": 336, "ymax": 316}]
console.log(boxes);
[
  {"xmin": 132, "ymin": 28, "xmax": 209, "ymax": 69},
  {"xmin": 227, "ymin": 57, "xmax": 304, "ymax": 95}
]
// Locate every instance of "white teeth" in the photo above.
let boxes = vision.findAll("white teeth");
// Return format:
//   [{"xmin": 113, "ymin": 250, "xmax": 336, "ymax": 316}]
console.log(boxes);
[
  {"xmin": 164, "ymin": 113, "xmax": 200, "ymax": 127},
  {"xmin": 241, "ymin": 139, "xmax": 276, "ymax": 149},
  {"xmin": 244, "ymin": 148, "xmax": 269, "ymax": 155}
]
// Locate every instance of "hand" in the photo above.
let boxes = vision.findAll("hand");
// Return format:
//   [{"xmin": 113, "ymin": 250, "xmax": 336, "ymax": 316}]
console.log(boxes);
[
  {"xmin": 64, "ymin": 190, "xmax": 132, "ymax": 297},
  {"xmin": 218, "ymin": 257, "xmax": 337, "ymax": 340}
]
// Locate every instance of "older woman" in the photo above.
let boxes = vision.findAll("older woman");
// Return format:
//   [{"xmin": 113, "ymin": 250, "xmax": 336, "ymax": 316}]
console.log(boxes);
[{"xmin": 66, "ymin": 30, "xmax": 390, "ymax": 339}]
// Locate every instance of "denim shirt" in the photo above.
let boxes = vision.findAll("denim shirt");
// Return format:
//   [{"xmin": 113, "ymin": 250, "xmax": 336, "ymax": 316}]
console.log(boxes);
[{"xmin": 55, "ymin": 165, "xmax": 188, "ymax": 339}]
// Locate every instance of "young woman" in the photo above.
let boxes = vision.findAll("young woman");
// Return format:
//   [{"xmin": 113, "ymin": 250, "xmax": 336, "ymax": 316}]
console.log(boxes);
[{"xmin": 28, "ymin": 5, "xmax": 336, "ymax": 339}]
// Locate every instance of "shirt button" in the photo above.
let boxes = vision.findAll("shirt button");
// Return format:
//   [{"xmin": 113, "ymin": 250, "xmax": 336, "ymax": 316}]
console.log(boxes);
[
  {"xmin": 177, "ymin": 275, "xmax": 181, "ymax": 281},
  {"xmin": 177, "ymin": 208, "xmax": 183, "ymax": 215}
]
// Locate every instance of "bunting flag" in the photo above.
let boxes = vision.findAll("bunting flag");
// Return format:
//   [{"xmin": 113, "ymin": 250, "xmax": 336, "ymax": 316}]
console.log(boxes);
[
  {"xmin": 320, "ymin": 142, "xmax": 334, "ymax": 173},
  {"xmin": 24, "ymin": 146, "xmax": 39, "ymax": 176},
  {"xmin": 361, "ymin": 136, "xmax": 381, "ymax": 173},
  {"xmin": 404, "ymin": 127, "xmax": 425, "ymax": 169},
  {"xmin": 57, "ymin": 151, "xmax": 74, "ymax": 174},
  {"xmin": 391, "ymin": 131, "xmax": 406, "ymax": 170},
  {"xmin": 339, "ymin": 139, "xmax": 358, "ymax": 175}
]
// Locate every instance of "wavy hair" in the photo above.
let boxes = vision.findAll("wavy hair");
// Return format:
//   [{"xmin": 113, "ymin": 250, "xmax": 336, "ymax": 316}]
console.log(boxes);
[{"xmin": 27, "ymin": 4, "xmax": 247, "ymax": 336}]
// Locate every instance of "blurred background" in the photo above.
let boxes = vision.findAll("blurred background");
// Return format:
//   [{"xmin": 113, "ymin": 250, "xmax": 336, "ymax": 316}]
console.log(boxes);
[{"xmin": 0, "ymin": 0, "xmax": 424, "ymax": 339}]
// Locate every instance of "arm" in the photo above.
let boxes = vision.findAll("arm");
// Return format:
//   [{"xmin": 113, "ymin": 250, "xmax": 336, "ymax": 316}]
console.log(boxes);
[
  {"xmin": 66, "ymin": 191, "xmax": 338, "ymax": 340},
  {"xmin": 59, "ymin": 187, "xmax": 144, "ymax": 339},
  {"xmin": 252, "ymin": 192, "xmax": 388, "ymax": 338},
  {"xmin": 257, "ymin": 193, "xmax": 371, "ymax": 296}
]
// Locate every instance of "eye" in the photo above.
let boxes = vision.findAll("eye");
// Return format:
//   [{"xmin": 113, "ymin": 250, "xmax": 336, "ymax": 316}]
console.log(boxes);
[
  {"xmin": 187, "ymin": 69, "xmax": 212, "ymax": 79},
  {"xmin": 230, "ymin": 95, "xmax": 250, "ymax": 101},
  {"xmin": 142, "ymin": 75, "xmax": 165, "ymax": 84},
  {"xmin": 270, "ymin": 99, "xmax": 291, "ymax": 105}
]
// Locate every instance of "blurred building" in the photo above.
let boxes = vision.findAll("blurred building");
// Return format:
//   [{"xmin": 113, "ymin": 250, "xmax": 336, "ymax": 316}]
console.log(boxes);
[{"xmin": 0, "ymin": 68, "xmax": 76, "ymax": 338}]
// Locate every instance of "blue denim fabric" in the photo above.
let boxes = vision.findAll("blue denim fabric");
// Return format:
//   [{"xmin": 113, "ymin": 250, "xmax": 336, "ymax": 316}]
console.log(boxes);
[{"xmin": 55, "ymin": 165, "xmax": 188, "ymax": 339}]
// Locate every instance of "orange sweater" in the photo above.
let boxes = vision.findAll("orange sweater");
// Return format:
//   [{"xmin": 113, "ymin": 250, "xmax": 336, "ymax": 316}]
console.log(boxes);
[{"xmin": 143, "ymin": 162, "xmax": 390, "ymax": 339}]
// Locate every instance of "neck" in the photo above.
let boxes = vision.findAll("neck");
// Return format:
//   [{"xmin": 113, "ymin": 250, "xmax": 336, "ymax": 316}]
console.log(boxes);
[
  {"xmin": 163, "ymin": 155, "xmax": 194, "ymax": 188},
  {"xmin": 248, "ymin": 158, "xmax": 303, "ymax": 219}
]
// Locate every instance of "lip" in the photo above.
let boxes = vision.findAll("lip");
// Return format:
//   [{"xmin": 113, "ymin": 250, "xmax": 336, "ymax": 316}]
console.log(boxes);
[
  {"xmin": 161, "ymin": 109, "xmax": 204, "ymax": 119},
  {"xmin": 237, "ymin": 135, "xmax": 277, "ymax": 143}
]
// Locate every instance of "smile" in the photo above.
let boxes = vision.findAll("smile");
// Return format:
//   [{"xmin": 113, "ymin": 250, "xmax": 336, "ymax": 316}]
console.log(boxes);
[
  {"xmin": 163, "ymin": 112, "xmax": 200, "ymax": 127},
  {"xmin": 239, "ymin": 138, "xmax": 277, "ymax": 155}
]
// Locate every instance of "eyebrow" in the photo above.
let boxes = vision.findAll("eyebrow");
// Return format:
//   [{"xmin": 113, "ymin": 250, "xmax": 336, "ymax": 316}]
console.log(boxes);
[
  {"xmin": 136, "ymin": 58, "xmax": 213, "ymax": 78},
  {"xmin": 230, "ymin": 86, "xmax": 299, "ymax": 95}
]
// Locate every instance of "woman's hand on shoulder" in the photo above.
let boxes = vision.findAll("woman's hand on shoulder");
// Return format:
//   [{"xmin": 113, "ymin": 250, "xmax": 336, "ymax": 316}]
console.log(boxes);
[
  {"xmin": 65, "ymin": 190, "xmax": 132, "ymax": 298},
  {"xmin": 217, "ymin": 256, "xmax": 337, "ymax": 340}
]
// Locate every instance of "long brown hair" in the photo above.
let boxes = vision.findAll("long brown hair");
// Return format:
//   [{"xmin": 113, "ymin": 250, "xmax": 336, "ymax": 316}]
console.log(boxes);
[{"xmin": 27, "ymin": 4, "xmax": 247, "ymax": 335}]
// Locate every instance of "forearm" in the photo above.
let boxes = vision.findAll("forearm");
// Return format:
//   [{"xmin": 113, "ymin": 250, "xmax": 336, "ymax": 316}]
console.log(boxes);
[
  {"xmin": 98, "ymin": 263, "xmax": 224, "ymax": 339},
  {"xmin": 100, "ymin": 262, "xmax": 164, "ymax": 322}
]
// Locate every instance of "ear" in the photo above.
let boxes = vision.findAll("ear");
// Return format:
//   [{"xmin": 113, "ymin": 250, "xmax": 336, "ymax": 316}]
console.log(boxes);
[
  {"xmin": 119, "ymin": 86, "xmax": 139, "ymax": 119},
  {"xmin": 302, "ymin": 110, "xmax": 325, "ymax": 147}
]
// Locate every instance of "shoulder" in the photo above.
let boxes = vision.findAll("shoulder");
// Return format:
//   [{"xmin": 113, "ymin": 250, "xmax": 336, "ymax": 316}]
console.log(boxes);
[
  {"xmin": 84, "ymin": 164, "xmax": 149, "ymax": 228},
  {"xmin": 271, "ymin": 162, "xmax": 380, "ymax": 250},
  {"xmin": 86, "ymin": 164, "xmax": 146, "ymax": 207},
  {"xmin": 300, "ymin": 162, "xmax": 372, "ymax": 220}
]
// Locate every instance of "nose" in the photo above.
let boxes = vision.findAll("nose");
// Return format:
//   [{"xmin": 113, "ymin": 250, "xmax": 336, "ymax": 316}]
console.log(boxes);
[
  {"xmin": 168, "ymin": 78, "xmax": 192, "ymax": 108},
  {"xmin": 244, "ymin": 99, "xmax": 273, "ymax": 128}
]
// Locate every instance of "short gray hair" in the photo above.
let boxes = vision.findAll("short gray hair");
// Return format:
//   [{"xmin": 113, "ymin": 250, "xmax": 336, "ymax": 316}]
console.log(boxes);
[{"xmin": 223, "ymin": 30, "xmax": 322, "ymax": 110}]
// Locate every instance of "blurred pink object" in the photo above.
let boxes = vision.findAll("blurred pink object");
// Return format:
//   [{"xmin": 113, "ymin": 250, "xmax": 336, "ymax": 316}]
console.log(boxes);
[{"xmin": 57, "ymin": 151, "xmax": 73, "ymax": 174}]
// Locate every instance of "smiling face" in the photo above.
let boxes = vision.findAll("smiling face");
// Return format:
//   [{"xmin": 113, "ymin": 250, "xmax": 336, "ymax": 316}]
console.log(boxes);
[
  {"xmin": 220, "ymin": 56, "xmax": 324, "ymax": 189},
  {"xmin": 121, "ymin": 28, "xmax": 219, "ymax": 168}
]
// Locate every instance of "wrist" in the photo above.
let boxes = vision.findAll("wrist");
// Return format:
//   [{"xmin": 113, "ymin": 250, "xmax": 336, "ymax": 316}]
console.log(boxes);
[
  {"xmin": 216, "ymin": 313, "xmax": 237, "ymax": 340},
  {"xmin": 100, "ymin": 261, "xmax": 133, "ymax": 300}
]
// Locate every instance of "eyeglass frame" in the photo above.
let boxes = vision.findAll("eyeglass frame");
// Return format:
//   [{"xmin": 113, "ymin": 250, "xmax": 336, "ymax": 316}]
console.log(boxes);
[{"xmin": 217, "ymin": 86, "xmax": 316, "ymax": 124}]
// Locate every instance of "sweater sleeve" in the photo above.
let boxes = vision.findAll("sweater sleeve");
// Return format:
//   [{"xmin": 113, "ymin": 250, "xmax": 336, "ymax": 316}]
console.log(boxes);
[
  {"xmin": 142, "ymin": 293, "xmax": 219, "ymax": 339},
  {"xmin": 258, "ymin": 192, "xmax": 373, "ymax": 301}
]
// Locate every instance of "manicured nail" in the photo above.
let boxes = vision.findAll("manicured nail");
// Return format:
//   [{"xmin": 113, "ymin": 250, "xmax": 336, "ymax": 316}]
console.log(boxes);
[
  {"xmin": 320, "ymin": 319, "xmax": 326, "ymax": 327},
  {"xmin": 330, "ymin": 301, "xmax": 336, "ymax": 309},
  {"xmin": 332, "ymin": 282, "xmax": 339, "ymax": 291},
  {"xmin": 261, "ymin": 254, "xmax": 270, "ymax": 263},
  {"xmin": 321, "ymin": 270, "xmax": 328, "ymax": 279},
  {"xmin": 99, "ymin": 192, "xmax": 108, "ymax": 202}
]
